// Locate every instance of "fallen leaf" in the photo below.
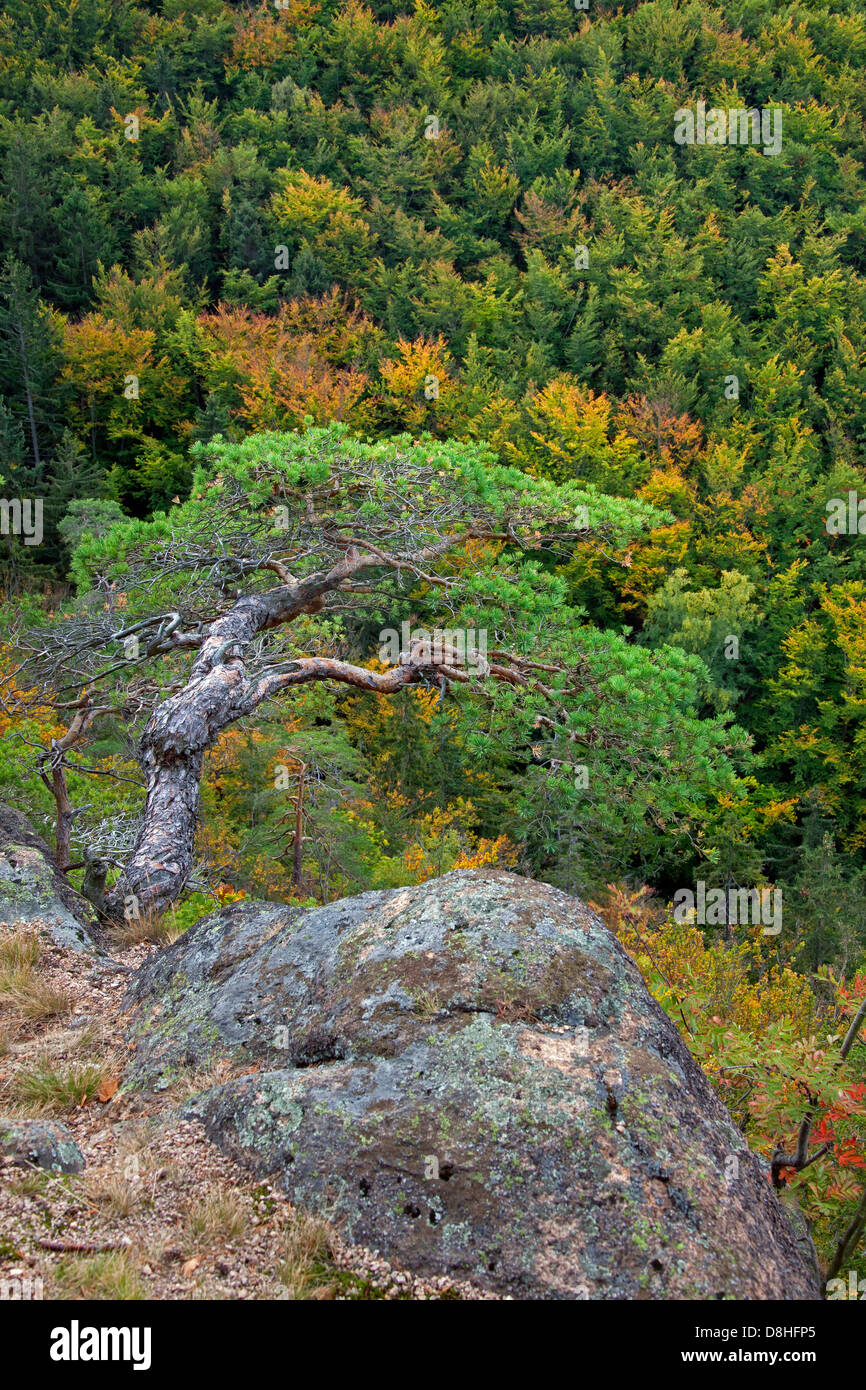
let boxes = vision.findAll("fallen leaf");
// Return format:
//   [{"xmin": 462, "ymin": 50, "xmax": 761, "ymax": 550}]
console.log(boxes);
[
  {"xmin": 182, "ymin": 1256, "xmax": 202, "ymax": 1277},
  {"xmin": 97, "ymin": 1075, "xmax": 120, "ymax": 1103}
]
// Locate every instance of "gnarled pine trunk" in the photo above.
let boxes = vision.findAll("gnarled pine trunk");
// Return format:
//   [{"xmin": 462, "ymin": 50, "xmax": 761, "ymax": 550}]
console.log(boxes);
[
  {"xmin": 101, "ymin": 560, "xmax": 425, "ymax": 924},
  {"xmin": 102, "ymin": 585, "xmax": 313, "ymax": 924}
]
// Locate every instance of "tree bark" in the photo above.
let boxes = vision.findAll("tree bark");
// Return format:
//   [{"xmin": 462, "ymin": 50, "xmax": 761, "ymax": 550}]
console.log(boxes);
[
  {"xmin": 40, "ymin": 757, "xmax": 73, "ymax": 872},
  {"xmin": 37, "ymin": 703, "xmax": 109, "ymax": 872},
  {"xmin": 101, "ymin": 587, "xmax": 294, "ymax": 922},
  {"xmin": 292, "ymin": 761, "xmax": 305, "ymax": 893},
  {"xmin": 100, "ymin": 560, "xmax": 429, "ymax": 923},
  {"xmin": 16, "ymin": 321, "xmax": 41, "ymax": 477}
]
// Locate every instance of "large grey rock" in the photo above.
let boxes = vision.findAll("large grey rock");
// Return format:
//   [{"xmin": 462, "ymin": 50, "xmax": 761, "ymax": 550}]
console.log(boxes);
[
  {"xmin": 0, "ymin": 1118, "xmax": 85, "ymax": 1174},
  {"xmin": 0, "ymin": 805, "xmax": 102, "ymax": 953},
  {"xmin": 124, "ymin": 869, "xmax": 820, "ymax": 1300}
]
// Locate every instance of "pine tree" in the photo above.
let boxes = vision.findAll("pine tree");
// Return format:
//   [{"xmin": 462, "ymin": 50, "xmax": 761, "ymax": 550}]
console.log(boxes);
[
  {"xmin": 48, "ymin": 184, "xmax": 117, "ymax": 313},
  {"xmin": 0, "ymin": 255, "xmax": 63, "ymax": 478}
]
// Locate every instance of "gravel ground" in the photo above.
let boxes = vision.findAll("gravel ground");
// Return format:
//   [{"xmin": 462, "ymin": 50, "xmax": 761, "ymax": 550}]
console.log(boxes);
[{"xmin": 0, "ymin": 925, "xmax": 491, "ymax": 1301}]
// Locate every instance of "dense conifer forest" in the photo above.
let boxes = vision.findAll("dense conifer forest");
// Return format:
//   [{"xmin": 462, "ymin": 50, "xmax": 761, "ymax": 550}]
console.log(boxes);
[{"xmin": 0, "ymin": 0, "xmax": 864, "ymax": 1297}]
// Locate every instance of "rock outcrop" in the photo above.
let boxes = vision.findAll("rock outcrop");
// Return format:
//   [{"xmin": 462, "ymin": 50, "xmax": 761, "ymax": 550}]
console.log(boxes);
[
  {"xmin": 124, "ymin": 869, "xmax": 820, "ymax": 1299},
  {"xmin": 0, "ymin": 805, "xmax": 102, "ymax": 953},
  {"xmin": 0, "ymin": 1118, "xmax": 85, "ymax": 1174}
]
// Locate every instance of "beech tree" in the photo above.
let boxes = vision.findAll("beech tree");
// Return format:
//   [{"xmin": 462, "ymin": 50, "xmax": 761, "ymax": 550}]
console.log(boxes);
[{"xmin": 8, "ymin": 425, "xmax": 744, "ymax": 922}]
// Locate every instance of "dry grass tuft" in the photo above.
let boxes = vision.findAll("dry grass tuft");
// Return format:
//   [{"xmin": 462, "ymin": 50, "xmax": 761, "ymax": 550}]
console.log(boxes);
[
  {"xmin": 82, "ymin": 1171, "xmax": 141, "ymax": 1218},
  {"xmin": 277, "ymin": 1210, "xmax": 336, "ymax": 1299},
  {"xmin": 0, "ymin": 930, "xmax": 71, "ymax": 1020},
  {"xmin": 184, "ymin": 1187, "xmax": 249, "ymax": 1246},
  {"xmin": 10, "ymin": 1053, "xmax": 118, "ymax": 1114},
  {"xmin": 0, "ymin": 931, "xmax": 42, "ymax": 971},
  {"xmin": 105, "ymin": 906, "xmax": 183, "ymax": 948},
  {"xmin": 54, "ymin": 1249, "xmax": 146, "ymax": 1301}
]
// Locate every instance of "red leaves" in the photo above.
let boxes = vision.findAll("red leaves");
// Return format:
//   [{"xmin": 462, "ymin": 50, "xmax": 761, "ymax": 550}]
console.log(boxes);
[{"xmin": 813, "ymin": 1083, "xmax": 866, "ymax": 1168}]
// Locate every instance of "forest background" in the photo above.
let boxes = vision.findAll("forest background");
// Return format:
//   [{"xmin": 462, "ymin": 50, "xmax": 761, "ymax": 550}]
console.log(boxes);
[{"xmin": 0, "ymin": 0, "xmax": 864, "ymax": 1284}]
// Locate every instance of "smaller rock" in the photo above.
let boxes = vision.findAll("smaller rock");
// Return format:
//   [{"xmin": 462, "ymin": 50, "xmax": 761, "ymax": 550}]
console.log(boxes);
[
  {"xmin": 0, "ymin": 1118, "xmax": 86, "ymax": 1174},
  {"xmin": 0, "ymin": 805, "xmax": 103, "ymax": 954}
]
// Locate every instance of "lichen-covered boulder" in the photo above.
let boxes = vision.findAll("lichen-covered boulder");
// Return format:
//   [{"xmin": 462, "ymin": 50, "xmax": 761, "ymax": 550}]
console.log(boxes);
[
  {"xmin": 124, "ymin": 869, "xmax": 820, "ymax": 1299},
  {"xmin": 0, "ymin": 805, "xmax": 101, "ymax": 953},
  {"xmin": 0, "ymin": 1118, "xmax": 85, "ymax": 1174}
]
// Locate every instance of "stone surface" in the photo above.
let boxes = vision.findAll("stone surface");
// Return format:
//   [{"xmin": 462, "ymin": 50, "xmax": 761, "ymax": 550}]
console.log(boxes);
[
  {"xmin": 125, "ymin": 869, "xmax": 820, "ymax": 1300},
  {"xmin": 0, "ymin": 805, "xmax": 102, "ymax": 953},
  {"xmin": 0, "ymin": 1118, "xmax": 85, "ymax": 1174}
]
